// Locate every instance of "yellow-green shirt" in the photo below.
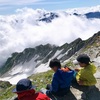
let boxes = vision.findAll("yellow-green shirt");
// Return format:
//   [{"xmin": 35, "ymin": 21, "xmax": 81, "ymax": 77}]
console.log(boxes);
[{"xmin": 76, "ymin": 63, "xmax": 97, "ymax": 86}]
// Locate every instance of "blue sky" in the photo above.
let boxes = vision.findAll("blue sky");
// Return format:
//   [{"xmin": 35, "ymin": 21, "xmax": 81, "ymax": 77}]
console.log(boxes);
[{"xmin": 0, "ymin": 0, "xmax": 100, "ymax": 15}]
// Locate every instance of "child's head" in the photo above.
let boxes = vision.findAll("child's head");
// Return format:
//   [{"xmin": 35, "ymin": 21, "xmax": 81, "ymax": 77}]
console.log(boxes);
[
  {"xmin": 77, "ymin": 54, "xmax": 90, "ymax": 67},
  {"xmin": 49, "ymin": 58, "xmax": 61, "ymax": 72}
]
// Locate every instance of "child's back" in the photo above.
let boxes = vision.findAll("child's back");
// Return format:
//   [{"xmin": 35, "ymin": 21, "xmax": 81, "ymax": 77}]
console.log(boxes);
[
  {"xmin": 75, "ymin": 54, "xmax": 97, "ymax": 86},
  {"xmin": 76, "ymin": 63, "xmax": 97, "ymax": 86}
]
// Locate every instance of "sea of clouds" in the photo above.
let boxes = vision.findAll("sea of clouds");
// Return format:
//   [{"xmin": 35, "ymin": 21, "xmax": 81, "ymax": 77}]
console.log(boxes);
[{"xmin": 0, "ymin": 7, "xmax": 100, "ymax": 67}]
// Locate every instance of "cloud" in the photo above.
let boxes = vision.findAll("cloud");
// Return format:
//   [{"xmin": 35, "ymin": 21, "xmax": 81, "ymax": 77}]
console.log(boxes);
[
  {"xmin": 33, "ymin": 0, "xmax": 73, "ymax": 5},
  {"xmin": 0, "ymin": 0, "xmax": 43, "ymax": 6},
  {"xmin": 0, "ymin": 0, "xmax": 43, "ymax": 14},
  {"xmin": 0, "ymin": 7, "xmax": 100, "ymax": 66}
]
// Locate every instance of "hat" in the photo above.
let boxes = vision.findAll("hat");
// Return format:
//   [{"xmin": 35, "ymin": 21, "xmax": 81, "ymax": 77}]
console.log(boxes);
[
  {"xmin": 12, "ymin": 79, "xmax": 35, "ymax": 93},
  {"xmin": 77, "ymin": 54, "xmax": 90, "ymax": 64}
]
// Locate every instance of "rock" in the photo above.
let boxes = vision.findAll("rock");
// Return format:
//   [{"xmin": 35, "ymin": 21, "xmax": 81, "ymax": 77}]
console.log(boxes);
[{"xmin": 69, "ymin": 79, "xmax": 100, "ymax": 100}]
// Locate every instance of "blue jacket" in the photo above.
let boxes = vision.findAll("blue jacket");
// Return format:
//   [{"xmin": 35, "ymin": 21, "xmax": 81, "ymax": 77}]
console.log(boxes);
[{"xmin": 49, "ymin": 69, "xmax": 74, "ymax": 96}]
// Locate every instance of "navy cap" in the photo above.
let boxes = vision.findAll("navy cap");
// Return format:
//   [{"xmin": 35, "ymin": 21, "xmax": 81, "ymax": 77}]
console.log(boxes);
[{"xmin": 12, "ymin": 79, "xmax": 35, "ymax": 93}]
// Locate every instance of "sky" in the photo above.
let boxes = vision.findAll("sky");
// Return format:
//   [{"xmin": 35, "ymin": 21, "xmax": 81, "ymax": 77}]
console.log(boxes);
[{"xmin": 0, "ymin": 0, "xmax": 100, "ymax": 15}]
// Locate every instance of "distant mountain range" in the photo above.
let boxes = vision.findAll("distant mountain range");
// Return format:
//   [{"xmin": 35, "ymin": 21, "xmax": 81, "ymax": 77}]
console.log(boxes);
[
  {"xmin": 39, "ymin": 11, "xmax": 100, "ymax": 23},
  {"xmin": 0, "ymin": 6, "xmax": 100, "ymax": 24}
]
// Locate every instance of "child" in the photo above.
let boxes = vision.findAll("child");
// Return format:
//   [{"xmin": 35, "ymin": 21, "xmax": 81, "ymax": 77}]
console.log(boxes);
[
  {"xmin": 46, "ymin": 58, "xmax": 74, "ymax": 99},
  {"xmin": 12, "ymin": 79, "xmax": 50, "ymax": 100},
  {"xmin": 75, "ymin": 54, "xmax": 97, "ymax": 86}
]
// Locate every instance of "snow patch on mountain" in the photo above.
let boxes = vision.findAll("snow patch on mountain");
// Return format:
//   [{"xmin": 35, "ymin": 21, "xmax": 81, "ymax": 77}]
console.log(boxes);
[
  {"xmin": 33, "ymin": 63, "xmax": 50, "ymax": 74},
  {"xmin": 57, "ymin": 54, "xmax": 65, "ymax": 59},
  {"xmin": 52, "ymin": 49, "xmax": 63, "ymax": 59},
  {"xmin": 65, "ymin": 48, "xmax": 72, "ymax": 55},
  {"xmin": 0, "ymin": 55, "xmax": 38, "ymax": 84},
  {"xmin": 57, "ymin": 48, "xmax": 72, "ymax": 59},
  {"xmin": 0, "ymin": 56, "xmax": 50, "ymax": 84}
]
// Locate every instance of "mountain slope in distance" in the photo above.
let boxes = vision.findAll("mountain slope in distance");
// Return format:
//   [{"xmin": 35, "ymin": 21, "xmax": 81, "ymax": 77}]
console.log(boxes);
[{"xmin": 0, "ymin": 31, "xmax": 100, "ymax": 84}]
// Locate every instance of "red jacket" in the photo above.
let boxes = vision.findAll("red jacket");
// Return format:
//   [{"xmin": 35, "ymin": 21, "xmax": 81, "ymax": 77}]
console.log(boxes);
[{"xmin": 17, "ymin": 89, "xmax": 50, "ymax": 100}]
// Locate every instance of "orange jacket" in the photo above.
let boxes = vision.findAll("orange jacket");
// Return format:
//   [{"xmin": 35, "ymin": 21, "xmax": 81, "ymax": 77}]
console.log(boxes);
[{"xmin": 61, "ymin": 67, "xmax": 70, "ymax": 72}]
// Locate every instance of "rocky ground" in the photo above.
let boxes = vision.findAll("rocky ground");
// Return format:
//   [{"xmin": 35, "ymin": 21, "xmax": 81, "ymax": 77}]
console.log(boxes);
[
  {"xmin": 63, "ymin": 34, "xmax": 100, "ymax": 100},
  {"xmin": 68, "ymin": 79, "xmax": 100, "ymax": 100}
]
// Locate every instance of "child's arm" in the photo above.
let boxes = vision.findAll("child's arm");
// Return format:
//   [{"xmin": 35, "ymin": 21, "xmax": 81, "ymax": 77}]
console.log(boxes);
[
  {"xmin": 50, "ymin": 75, "xmax": 59, "ymax": 92},
  {"xmin": 75, "ymin": 68, "xmax": 81, "ymax": 72}
]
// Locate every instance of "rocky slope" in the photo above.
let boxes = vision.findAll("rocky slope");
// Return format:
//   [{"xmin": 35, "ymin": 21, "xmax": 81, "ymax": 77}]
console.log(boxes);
[
  {"xmin": 0, "ymin": 31, "xmax": 100, "ymax": 84},
  {"xmin": 66, "ymin": 31, "xmax": 100, "ymax": 68}
]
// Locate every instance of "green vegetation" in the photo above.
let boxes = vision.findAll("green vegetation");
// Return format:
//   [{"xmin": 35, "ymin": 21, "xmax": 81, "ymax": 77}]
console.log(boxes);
[
  {"xmin": 0, "ymin": 81, "xmax": 15, "ymax": 100},
  {"xmin": 29, "ymin": 70, "xmax": 53, "ymax": 91},
  {"xmin": 65, "ymin": 61, "xmax": 74, "ymax": 67},
  {"xmin": 0, "ymin": 70, "xmax": 53, "ymax": 100},
  {"xmin": 0, "ymin": 81, "xmax": 12, "ymax": 90},
  {"xmin": 0, "ymin": 86, "xmax": 16, "ymax": 100}
]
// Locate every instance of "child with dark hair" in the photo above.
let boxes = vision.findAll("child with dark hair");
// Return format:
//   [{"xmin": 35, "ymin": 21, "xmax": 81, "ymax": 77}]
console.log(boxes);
[
  {"xmin": 75, "ymin": 54, "xmax": 97, "ymax": 86},
  {"xmin": 45, "ymin": 58, "xmax": 74, "ymax": 99}
]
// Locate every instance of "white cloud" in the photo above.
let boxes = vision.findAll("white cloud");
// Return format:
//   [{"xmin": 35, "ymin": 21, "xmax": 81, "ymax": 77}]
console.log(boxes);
[
  {"xmin": 0, "ymin": 0, "xmax": 42, "ymax": 6},
  {"xmin": 0, "ymin": 7, "xmax": 100, "ymax": 66},
  {"xmin": 32, "ymin": 0, "xmax": 73, "ymax": 5},
  {"xmin": 0, "ymin": 0, "xmax": 43, "ymax": 13}
]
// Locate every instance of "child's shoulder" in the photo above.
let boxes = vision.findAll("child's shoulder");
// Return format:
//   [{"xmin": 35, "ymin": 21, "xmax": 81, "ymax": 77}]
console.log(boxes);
[
  {"xmin": 89, "ymin": 63, "xmax": 97, "ymax": 68},
  {"xmin": 83, "ymin": 63, "xmax": 97, "ymax": 74}
]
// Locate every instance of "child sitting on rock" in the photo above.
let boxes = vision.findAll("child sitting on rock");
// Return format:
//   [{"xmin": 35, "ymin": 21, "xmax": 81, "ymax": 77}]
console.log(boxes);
[
  {"xmin": 13, "ymin": 79, "xmax": 50, "ymax": 100},
  {"xmin": 41, "ymin": 58, "xmax": 74, "ymax": 100},
  {"xmin": 74, "ymin": 54, "xmax": 97, "ymax": 86}
]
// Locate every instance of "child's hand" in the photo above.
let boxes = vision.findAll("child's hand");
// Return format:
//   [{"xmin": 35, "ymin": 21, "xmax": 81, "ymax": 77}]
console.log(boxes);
[
  {"xmin": 75, "ymin": 68, "xmax": 80, "ymax": 72},
  {"xmin": 77, "ymin": 80, "xmax": 84, "ymax": 85}
]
